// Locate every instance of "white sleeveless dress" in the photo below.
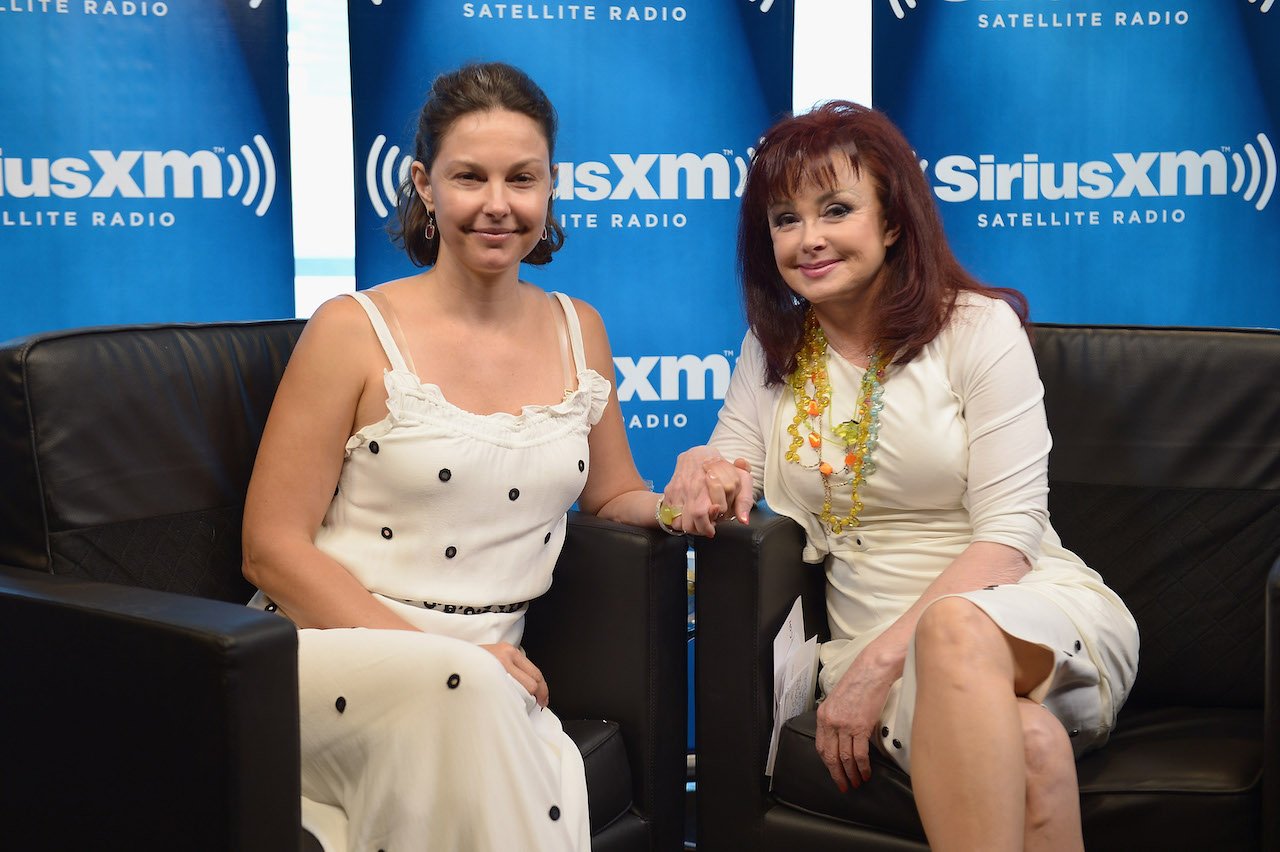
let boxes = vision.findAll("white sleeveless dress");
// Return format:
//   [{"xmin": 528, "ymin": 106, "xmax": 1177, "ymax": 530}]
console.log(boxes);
[{"xmin": 251, "ymin": 290, "xmax": 607, "ymax": 851}]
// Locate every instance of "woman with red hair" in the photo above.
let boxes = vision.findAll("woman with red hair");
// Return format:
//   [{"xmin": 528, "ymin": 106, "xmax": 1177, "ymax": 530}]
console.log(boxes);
[{"xmin": 661, "ymin": 102, "xmax": 1138, "ymax": 850}]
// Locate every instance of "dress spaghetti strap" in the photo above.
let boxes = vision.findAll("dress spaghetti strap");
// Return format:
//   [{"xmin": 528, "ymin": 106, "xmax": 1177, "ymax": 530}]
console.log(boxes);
[
  {"xmin": 551, "ymin": 292, "xmax": 589, "ymax": 375},
  {"xmin": 348, "ymin": 291, "xmax": 412, "ymax": 375}
]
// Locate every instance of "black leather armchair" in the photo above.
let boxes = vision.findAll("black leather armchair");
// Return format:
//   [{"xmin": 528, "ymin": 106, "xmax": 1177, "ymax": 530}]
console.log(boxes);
[
  {"xmin": 0, "ymin": 320, "xmax": 688, "ymax": 851},
  {"xmin": 694, "ymin": 324, "xmax": 1280, "ymax": 851}
]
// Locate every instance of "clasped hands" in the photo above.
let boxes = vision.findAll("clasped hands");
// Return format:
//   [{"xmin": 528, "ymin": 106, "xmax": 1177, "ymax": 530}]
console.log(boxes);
[{"xmin": 659, "ymin": 446, "xmax": 754, "ymax": 537}]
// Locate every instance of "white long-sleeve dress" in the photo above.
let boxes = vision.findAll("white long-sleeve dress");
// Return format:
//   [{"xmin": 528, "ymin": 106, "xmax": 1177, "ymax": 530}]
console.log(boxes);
[
  {"xmin": 710, "ymin": 292, "xmax": 1139, "ymax": 772},
  {"xmin": 251, "ymin": 290, "xmax": 602, "ymax": 851}
]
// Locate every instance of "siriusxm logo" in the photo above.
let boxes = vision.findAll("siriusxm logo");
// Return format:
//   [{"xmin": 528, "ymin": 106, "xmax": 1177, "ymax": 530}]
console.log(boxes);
[
  {"xmin": 615, "ymin": 354, "xmax": 731, "ymax": 402},
  {"xmin": 929, "ymin": 133, "xmax": 1275, "ymax": 211},
  {"xmin": 0, "ymin": 136, "xmax": 277, "ymax": 216},
  {"xmin": 888, "ymin": 0, "xmax": 918, "ymax": 18},
  {"xmin": 363, "ymin": 134, "xmax": 752, "ymax": 215},
  {"xmin": 366, "ymin": 134, "xmax": 410, "ymax": 218},
  {"xmin": 555, "ymin": 151, "xmax": 751, "ymax": 202}
]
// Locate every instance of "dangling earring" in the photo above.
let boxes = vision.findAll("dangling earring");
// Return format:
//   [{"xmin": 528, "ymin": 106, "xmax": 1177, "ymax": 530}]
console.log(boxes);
[
  {"xmin": 541, "ymin": 226, "xmax": 548, "ymax": 241},
  {"xmin": 424, "ymin": 211, "xmax": 436, "ymax": 241}
]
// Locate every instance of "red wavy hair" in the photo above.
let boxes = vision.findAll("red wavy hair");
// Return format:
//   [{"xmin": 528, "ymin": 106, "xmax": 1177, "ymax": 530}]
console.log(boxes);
[{"xmin": 737, "ymin": 101, "xmax": 1028, "ymax": 385}]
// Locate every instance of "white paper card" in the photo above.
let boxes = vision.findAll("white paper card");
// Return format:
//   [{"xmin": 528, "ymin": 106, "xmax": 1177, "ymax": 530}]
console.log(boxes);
[{"xmin": 766, "ymin": 596, "xmax": 819, "ymax": 779}]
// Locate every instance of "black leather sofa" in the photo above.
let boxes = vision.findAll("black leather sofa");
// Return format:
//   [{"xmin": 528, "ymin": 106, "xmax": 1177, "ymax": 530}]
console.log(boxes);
[
  {"xmin": 0, "ymin": 319, "xmax": 688, "ymax": 852},
  {"xmin": 693, "ymin": 324, "xmax": 1280, "ymax": 851}
]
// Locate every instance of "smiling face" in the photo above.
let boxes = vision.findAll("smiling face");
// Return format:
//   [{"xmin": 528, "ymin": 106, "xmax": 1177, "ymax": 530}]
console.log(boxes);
[
  {"xmin": 412, "ymin": 108, "xmax": 553, "ymax": 278},
  {"xmin": 767, "ymin": 155, "xmax": 899, "ymax": 314}
]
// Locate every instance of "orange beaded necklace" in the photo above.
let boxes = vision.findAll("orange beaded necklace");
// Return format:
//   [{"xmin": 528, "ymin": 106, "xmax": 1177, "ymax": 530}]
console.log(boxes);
[{"xmin": 785, "ymin": 309, "xmax": 888, "ymax": 534}]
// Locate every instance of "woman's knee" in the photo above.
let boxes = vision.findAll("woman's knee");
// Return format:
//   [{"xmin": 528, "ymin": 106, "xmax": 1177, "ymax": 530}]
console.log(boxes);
[
  {"xmin": 1019, "ymin": 704, "xmax": 1075, "ymax": 783},
  {"xmin": 914, "ymin": 597, "xmax": 1007, "ymax": 673},
  {"xmin": 400, "ymin": 636, "xmax": 513, "ymax": 703},
  {"xmin": 303, "ymin": 629, "xmax": 514, "ymax": 711}
]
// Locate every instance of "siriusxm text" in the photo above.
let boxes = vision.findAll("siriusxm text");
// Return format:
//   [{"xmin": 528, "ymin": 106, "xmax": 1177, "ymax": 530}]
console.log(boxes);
[
  {"xmin": 615, "ymin": 354, "xmax": 731, "ymax": 402},
  {"xmin": 933, "ymin": 149, "xmax": 1245, "ymax": 202},
  {"xmin": 555, "ymin": 153, "xmax": 746, "ymax": 201},
  {"xmin": 2, "ymin": 150, "xmax": 227, "ymax": 199}
]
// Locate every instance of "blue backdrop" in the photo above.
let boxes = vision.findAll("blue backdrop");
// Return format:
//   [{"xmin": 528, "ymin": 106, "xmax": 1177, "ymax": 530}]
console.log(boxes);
[
  {"xmin": 0, "ymin": 0, "xmax": 295, "ymax": 342},
  {"xmin": 871, "ymin": 0, "xmax": 1279, "ymax": 328},
  {"xmin": 347, "ymin": 0, "xmax": 794, "ymax": 488}
]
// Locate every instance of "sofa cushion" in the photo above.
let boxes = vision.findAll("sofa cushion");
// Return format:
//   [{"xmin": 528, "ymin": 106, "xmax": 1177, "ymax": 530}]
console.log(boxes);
[
  {"xmin": 770, "ymin": 712, "xmax": 923, "ymax": 842},
  {"xmin": 0, "ymin": 320, "xmax": 304, "ymax": 601},
  {"xmin": 770, "ymin": 705, "xmax": 1263, "ymax": 848},
  {"xmin": 1048, "ymin": 481, "xmax": 1277, "ymax": 713},
  {"xmin": 1076, "ymin": 706, "xmax": 1262, "ymax": 850},
  {"xmin": 564, "ymin": 719, "xmax": 633, "ymax": 834},
  {"xmin": 1033, "ymin": 325, "xmax": 1280, "ymax": 713}
]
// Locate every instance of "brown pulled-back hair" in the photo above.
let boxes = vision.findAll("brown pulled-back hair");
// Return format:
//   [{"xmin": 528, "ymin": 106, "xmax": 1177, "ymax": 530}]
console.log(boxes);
[
  {"xmin": 389, "ymin": 62, "xmax": 566, "ymax": 267},
  {"xmin": 738, "ymin": 101, "xmax": 1028, "ymax": 385}
]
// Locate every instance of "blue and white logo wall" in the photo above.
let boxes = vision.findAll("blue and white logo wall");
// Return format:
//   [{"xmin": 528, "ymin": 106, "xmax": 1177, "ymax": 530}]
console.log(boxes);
[
  {"xmin": 0, "ymin": 0, "xmax": 294, "ymax": 342},
  {"xmin": 871, "ymin": 0, "xmax": 1278, "ymax": 328},
  {"xmin": 348, "ymin": 0, "xmax": 793, "ymax": 487}
]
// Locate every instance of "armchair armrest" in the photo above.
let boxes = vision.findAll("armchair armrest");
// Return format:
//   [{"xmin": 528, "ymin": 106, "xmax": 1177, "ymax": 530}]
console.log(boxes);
[
  {"xmin": 1266, "ymin": 553, "xmax": 1280, "ymax": 850},
  {"xmin": 0, "ymin": 565, "xmax": 300, "ymax": 851},
  {"xmin": 522, "ymin": 510, "xmax": 689, "ymax": 850},
  {"xmin": 692, "ymin": 507, "xmax": 825, "ymax": 851}
]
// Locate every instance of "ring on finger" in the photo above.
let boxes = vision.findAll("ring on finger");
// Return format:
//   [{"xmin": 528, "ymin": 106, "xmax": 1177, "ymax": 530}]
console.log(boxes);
[{"xmin": 657, "ymin": 498, "xmax": 684, "ymax": 535}]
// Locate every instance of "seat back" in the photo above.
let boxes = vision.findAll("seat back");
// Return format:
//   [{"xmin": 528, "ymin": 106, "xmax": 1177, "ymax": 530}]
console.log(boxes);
[
  {"xmin": 1033, "ymin": 325, "xmax": 1280, "ymax": 712},
  {"xmin": 0, "ymin": 320, "xmax": 305, "ymax": 602}
]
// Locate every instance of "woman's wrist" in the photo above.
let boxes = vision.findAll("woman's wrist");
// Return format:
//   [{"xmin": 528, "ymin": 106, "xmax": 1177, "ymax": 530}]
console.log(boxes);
[{"xmin": 863, "ymin": 637, "xmax": 908, "ymax": 679}]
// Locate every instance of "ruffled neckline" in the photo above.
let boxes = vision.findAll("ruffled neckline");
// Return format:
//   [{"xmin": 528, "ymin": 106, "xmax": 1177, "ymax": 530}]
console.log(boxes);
[{"xmin": 345, "ymin": 366, "xmax": 611, "ymax": 451}]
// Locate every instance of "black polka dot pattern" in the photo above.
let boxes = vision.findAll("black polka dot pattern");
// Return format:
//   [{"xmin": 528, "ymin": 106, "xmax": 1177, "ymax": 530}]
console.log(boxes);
[
  {"xmin": 544, "ymin": 532, "xmax": 552, "ymax": 544},
  {"xmin": 880, "ymin": 726, "xmax": 889, "ymax": 738},
  {"xmin": 892, "ymin": 739, "xmax": 902, "ymax": 749},
  {"xmin": 509, "ymin": 488, "xmax": 520, "ymax": 501},
  {"xmin": 447, "ymin": 674, "xmax": 461, "ymax": 689},
  {"xmin": 577, "ymin": 459, "xmax": 585, "ymax": 472},
  {"xmin": 369, "ymin": 441, "xmax": 380, "ymax": 454},
  {"xmin": 1074, "ymin": 640, "xmax": 1082, "ymax": 652},
  {"xmin": 381, "ymin": 527, "xmax": 393, "ymax": 540},
  {"xmin": 418, "ymin": 599, "xmax": 528, "ymax": 615},
  {"xmin": 335, "ymin": 696, "xmax": 347, "ymax": 714},
  {"xmin": 445, "ymin": 546, "xmax": 457, "ymax": 559},
  {"xmin": 439, "ymin": 468, "xmax": 452, "ymax": 482},
  {"xmin": 548, "ymin": 805, "xmax": 561, "ymax": 821}
]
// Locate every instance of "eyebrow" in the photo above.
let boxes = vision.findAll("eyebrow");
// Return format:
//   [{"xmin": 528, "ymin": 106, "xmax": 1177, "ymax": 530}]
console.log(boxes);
[
  {"xmin": 767, "ymin": 185, "xmax": 859, "ymax": 212},
  {"xmin": 442, "ymin": 158, "xmax": 546, "ymax": 171}
]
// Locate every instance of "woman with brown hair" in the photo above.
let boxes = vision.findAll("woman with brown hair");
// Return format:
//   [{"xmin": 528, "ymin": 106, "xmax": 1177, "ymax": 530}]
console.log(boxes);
[
  {"xmin": 661, "ymin": 102, "xmax": 1139, "ymax": 850},
  {"xmin": 242, "ymin": 62, "xmax": 661, "ymax": 851}
]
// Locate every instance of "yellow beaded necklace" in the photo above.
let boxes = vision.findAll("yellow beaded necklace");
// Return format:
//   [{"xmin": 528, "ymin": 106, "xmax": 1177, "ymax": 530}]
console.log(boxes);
[{"xmin": 785, "ymin": 309, "xmax": 889, "ymax": 534}]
